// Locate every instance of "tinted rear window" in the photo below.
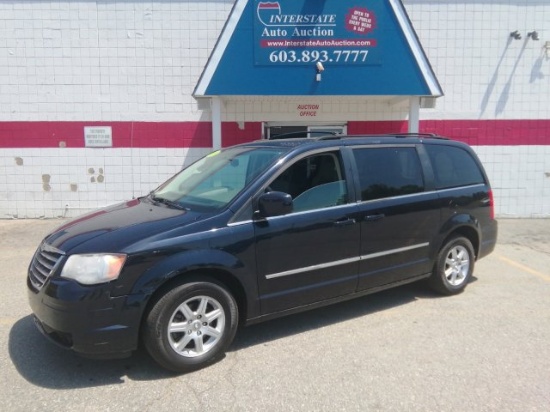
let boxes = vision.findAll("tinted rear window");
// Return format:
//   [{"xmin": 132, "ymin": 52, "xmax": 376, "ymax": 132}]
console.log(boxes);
[
  {"xmin": 425, "ymin": 145, "xmax": 485, "ymax": 189},
  {"xmin": 353, "ymin": 147, "xmax": 425, "ymax": 201}
]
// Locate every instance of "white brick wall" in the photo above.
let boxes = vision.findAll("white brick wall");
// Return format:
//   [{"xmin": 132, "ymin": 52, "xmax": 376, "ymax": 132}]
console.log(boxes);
[
  {"xmin": 475, "ymin": 145, "xmax": 550, "ymax": 218},
  {"xmin": 0, "ymin": 0, "xmax": 233, "ymax": 122},
  {"xmin": 1, "ymin": 0, "xmax": 549, "ymax": 218},
  {"xmin": 405, "ymin": 0, "xmax": 550, "ymax": 121},
  {"xmin": 0, "ymin": 147, "xmax": 210, "ymax": 218},
  {"xmin": 2, "ymin": 1, "xmax": 548, "ymax": 123}
]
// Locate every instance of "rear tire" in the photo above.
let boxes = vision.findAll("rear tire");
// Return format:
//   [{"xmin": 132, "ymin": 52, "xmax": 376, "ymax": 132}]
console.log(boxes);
[
  {"xmin": 428, "ymin": 236, "xmax": 475, "ymax": 295},
  {"xmin": 143, "ymin": 280, "xmax": 238, "ymax": 373}
]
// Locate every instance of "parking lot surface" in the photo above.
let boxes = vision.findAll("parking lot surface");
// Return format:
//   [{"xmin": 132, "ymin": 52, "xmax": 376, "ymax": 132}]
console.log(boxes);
[{"xmin": 1, "ymin": 218, "xmax": 549, "ymax": 412}]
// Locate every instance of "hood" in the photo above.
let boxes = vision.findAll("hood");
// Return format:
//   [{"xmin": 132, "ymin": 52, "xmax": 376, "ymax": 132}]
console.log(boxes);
[{"xmin": 45, "ymin": 198, "xmax": 206, "ymax": 253}]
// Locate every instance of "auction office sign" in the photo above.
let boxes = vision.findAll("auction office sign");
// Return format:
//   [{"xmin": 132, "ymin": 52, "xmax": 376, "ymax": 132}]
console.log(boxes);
[{"xmin": 254, "ymin": 0, "xmax": 380, "ymax": 66}]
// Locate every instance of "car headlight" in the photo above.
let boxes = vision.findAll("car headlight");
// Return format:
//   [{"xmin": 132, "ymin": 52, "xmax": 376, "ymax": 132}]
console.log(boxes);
[{"xmin": 60, "ymin": 254, "xmax": 127, "ymax": 285}]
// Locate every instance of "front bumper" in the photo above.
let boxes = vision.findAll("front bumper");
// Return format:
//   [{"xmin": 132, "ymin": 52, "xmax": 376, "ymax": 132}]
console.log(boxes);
[{"xmin": 27, "ymin": 276, "xmax": 145, "ymax": 359}]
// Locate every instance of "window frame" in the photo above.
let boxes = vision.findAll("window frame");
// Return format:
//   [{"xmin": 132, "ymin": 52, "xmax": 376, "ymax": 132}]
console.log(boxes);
[
  {"xmin": 348, "ymin": 144, "xmax": 427, "ymax": 203},
  {"xmin": 268, "ymin": 148, "xmax": 351, "ymax": 214},
  {"xmin": 237, "ymin": 148, "xmax": 353, "ymax": 219},
  {"xmin": 423, "ymin": 144, "xmax": 486, "ymax": 190}
]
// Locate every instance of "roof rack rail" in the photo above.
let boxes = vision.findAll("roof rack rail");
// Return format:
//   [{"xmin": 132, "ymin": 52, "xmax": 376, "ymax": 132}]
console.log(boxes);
[
  {"xmin": 317, "ymin": 133, "xmax": 449, "ymax": 141},
  {"xmin": 316, "ymin": 134, "xmax": 343, "ymax": 140},
  {"xmin": 390, "ymin": 132, "xmax": 448, "ymax": 140}
]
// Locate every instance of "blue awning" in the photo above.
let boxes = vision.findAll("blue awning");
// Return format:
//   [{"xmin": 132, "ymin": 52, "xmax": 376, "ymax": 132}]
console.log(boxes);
[{"xmin": 194, "ymin": 0, "xmax": 443, "ymax": 97}]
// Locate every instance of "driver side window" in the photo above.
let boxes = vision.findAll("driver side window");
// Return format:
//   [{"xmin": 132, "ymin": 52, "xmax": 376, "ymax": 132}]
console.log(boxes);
[{"xmin": 269, "ymin": 151, "xmax": 348, "ymax": 212}]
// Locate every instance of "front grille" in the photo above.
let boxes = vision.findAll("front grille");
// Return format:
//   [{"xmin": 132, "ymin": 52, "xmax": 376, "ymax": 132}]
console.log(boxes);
[{"xmin": 28, "ymin": 242, "xmax": 65, "ymax": 291}]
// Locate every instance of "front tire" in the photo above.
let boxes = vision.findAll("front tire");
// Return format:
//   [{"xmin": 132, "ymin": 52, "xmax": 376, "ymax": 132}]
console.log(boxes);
[
  {"xmin": 428, "ymin": 236, "xmax": 475, "ymax": 295},
  {"xmin": 143, "ymin": 280, "xmax": 238, "ymax": 373}
]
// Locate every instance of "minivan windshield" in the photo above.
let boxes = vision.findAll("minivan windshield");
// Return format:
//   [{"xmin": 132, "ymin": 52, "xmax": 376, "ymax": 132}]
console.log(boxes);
[{"xmin": 151, "ymin": 146, "xmax": 285, "ymax": 212}]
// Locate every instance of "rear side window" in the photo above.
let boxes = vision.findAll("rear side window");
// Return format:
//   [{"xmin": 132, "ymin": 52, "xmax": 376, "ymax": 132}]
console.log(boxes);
[
  {"xmin": 353, "ymin": 147, "xmax": 425, "ymax": 201},
  {"xmin": 425, "ymin": 145, "xmax": 485, "ymax": 189}
]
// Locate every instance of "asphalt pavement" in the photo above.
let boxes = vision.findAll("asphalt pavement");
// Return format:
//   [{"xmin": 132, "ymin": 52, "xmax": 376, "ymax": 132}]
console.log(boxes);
[{"xmin": 1, "ymin": 218, "xmax": 549, "ymax": 412}]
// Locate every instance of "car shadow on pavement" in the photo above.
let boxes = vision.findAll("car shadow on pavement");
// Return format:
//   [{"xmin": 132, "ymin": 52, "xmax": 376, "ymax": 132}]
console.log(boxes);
[
  {"xmin": 9, "ymin": 316, "xmax": 175, "ymax": 388},
  {"xmin": 231, "ymin": 280, "xmax": 447, "ymax": 351},
  {"xmin": 9, "ymin": 280, "xmax": 459, "ymax": 388}
]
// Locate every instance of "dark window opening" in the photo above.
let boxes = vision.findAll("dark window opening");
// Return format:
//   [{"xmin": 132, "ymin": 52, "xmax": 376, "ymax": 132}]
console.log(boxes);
[
  {"xmin": 353, "ymin": 147, "xmax": 425, "ymax": 201},
  {"xmin": 268, "ymin": 151, "xmax": 348, "ymax": 212},
  {"xmin": 425, "ymin": 145, "xmax": 485, "ymax": 189}
]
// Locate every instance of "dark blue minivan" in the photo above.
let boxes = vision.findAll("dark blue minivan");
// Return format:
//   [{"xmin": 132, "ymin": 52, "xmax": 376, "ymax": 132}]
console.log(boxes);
[{"xmin": 28, "ymin": 134, "xmax": 497, "ymax": 372}]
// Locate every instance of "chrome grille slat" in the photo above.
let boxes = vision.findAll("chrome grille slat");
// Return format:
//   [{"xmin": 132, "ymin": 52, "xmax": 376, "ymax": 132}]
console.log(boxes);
[
  {"xmin": 28, "ymin": 242, "xmax": 65, "ymax": 291},
  {"xmin": 38, "ymin": 252, "xmax": 58, "ymax": 265},
  {"xmin": 32, "ymin": 266, "xmax": 48, "ymax": 280},
  {"xmin": 36, "ymin": 255, "xmax": 56, "ymax": 271}
]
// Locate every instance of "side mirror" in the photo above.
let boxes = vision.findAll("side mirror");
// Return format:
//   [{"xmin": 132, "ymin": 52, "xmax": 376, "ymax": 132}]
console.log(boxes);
[{"xmin": 257, "ymin": 191, "xmax": 293, "ymax": 218}]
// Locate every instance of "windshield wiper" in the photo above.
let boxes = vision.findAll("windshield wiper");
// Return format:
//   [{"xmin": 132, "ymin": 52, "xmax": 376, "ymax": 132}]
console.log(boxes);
[{"xmin": 149, "ymin": 194, "xmax": 188, "ymax": 210}]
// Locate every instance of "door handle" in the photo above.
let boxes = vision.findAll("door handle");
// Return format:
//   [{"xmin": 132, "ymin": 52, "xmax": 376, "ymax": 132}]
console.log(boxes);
[
  {"xmin": 334, "ymin": 218, "xmax": 356, "ymax": 227},
  {"xmin": 364, "ymin": 214, "xmax": 385, "ymax": 222}
]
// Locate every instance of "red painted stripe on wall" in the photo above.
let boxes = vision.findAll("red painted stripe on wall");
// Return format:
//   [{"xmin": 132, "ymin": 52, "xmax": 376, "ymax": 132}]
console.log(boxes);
[
  {"xmin": 221, "ymin": 122, "xmax": 262, "ymax": 147},
  {"xmin": 0, "ymin": 121, "xmax": 214, "ymax": 148},
  {"xmin": 421, "ymin": 120, "xmax": 550, "ymax": 145},
  {"xmin": 0, "ymin": 120, "xmax": 549, "ymax": 148},
  {"xmin": 348, "ymin": 120, "xmax": 550, "ymax": 145}
]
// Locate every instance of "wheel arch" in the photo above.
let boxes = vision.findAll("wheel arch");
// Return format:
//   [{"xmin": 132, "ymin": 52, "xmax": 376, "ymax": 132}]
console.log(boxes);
[
  {"xmin": 140, "ymin": 268, "xmax": 244, "ymax": 372},
  {"xmin": 440, "ymin": 224, "xmax": 480, "ymax": 260},
  {"xmin": 141, "ymin": 267, "xmax": 249, "ymax": 330},
  {"xmin": 436, "ymin": 213, "xmax": 482, "ymax": 259}
]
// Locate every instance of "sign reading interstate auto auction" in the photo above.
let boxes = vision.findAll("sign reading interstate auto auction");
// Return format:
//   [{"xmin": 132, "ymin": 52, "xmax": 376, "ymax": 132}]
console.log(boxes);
[{"xmin": 254, "ymin": 0, "xmax": 380, "ymax": 66}]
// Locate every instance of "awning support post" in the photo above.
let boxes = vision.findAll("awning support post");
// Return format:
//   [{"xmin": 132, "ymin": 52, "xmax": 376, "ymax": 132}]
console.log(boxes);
[
  {"xmin": 408, "ymin": 96, "xmax": 420, "ymax": 133},
  {"xmin": 211, "ymin": 97, "xmax": 222, "ymax": 150}
]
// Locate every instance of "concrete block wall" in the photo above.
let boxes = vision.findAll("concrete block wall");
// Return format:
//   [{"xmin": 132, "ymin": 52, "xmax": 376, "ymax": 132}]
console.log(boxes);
[
  {"xmin": 406, "ymin": 0, "xmax": 550, "ymax": 121},
  {"xmin": 476, "ymin": 145, "xmax": 550, "ymax": 218},
  {"xmin": 0, "ymin": 0, "xmax": 549, "ymax": 218},
  {"xmin": 0, "ymin": 1, "xmax": 231, "ymax": 217},
  {"xmin": 0, "ymin": 147, "xmax": 211, "ymax": 218},
  {"xmin": 0, "ymin": 0, "xmax": 233, "ymax": 122}
]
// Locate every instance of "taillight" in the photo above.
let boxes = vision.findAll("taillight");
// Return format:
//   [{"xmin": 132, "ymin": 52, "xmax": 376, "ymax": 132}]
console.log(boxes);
[{"xmin": 488, "ymin": 190, "xmax": 495, "ymax": 219}]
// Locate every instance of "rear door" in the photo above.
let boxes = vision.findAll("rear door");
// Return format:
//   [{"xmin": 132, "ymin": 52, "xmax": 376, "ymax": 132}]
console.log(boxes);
[
  {"xmin": 424, "ymin": 143, "xmax": 497, "ymax": 257},
  {"xmin": 350, "ymin": 145, "xmax": 440, "ymax": 290},
  {"xmin": 254, "ymin": 149, "xmax": 360, "ymax": 314}
]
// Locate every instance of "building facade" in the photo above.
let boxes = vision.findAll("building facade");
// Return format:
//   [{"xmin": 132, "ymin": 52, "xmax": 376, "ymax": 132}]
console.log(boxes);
[{"xmin": 0, "ymin": 0, "xmax": 549, "ymax": 218}]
